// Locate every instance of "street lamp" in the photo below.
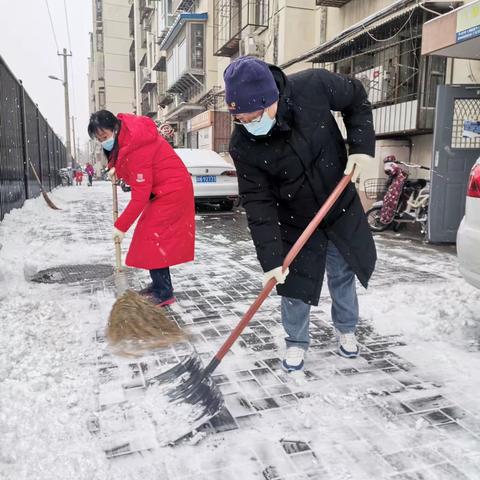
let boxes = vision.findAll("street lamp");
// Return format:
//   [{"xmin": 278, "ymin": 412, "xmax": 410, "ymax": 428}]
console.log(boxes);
[{"xmin": 48, "ymin": 48, "xmax": 72, "ymax": 167}]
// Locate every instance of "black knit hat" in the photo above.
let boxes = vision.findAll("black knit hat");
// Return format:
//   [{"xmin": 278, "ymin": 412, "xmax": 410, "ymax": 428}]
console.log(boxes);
[{"xmin": 224, "ymin": 56, "xmax": 279, "ymax": 115}]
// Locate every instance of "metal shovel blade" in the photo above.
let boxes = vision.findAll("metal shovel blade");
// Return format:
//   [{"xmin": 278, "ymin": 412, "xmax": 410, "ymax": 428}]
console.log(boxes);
[{"xmin": 144, "ymin": 353, "xmax": 224, "ymax": 446}]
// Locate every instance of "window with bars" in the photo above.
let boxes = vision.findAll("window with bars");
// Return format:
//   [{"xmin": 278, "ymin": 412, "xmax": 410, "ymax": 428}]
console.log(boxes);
[
  {"xmin": 317, "ymin": 9, "xmax": 447, "ymax": 134},
  {"xmin": 213, "ymin": 0, "xmax": 269, "ymax": 57},
  {"xmin": 191, "ymin": 24, "xmax": 204, "ymax": 70},
  {"xmin": 452, "ymin": 99, "xmax": 480, "ymax": 149}
]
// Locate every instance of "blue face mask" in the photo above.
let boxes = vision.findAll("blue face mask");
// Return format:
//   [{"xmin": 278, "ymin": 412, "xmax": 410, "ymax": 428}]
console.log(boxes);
[
  {"xmin": 101, "ymin": 135, "xmax": 115, "ymax": 151},
  {"xmin": 243, "ymin": 111, "xmax": 276, "ymax": 137}
]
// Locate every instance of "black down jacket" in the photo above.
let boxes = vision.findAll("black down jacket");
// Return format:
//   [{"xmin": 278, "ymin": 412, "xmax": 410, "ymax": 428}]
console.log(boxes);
[{"xmin": 229, "ymin": 66, "xmax": 377, "ymax": 305}]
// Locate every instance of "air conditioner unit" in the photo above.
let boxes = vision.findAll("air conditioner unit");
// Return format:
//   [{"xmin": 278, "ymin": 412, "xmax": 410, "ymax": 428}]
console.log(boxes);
[
  {"xmin": 239, "ymin": 36, "xmax": 264, "ymax": 58},
  {"xmin": 355, "ymin": 65, "xmax": 387, "ymax": 105},
  {"xmin": 142, "ymin": 67, "xmax": 151, "ymax": 82}
]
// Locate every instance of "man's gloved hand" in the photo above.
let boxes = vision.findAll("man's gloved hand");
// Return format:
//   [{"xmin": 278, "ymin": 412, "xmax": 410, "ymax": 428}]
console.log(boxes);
[
  {"xmin": 344, "ymin": 154, "xmax": 374, "ymax": 183},
  {"xmin": 262, "ymin": 266, "xmax": 289, "ymax": 287},
  {"xmin": 112, "ymin": 227, "xmax": 125, "ymax": 243},
  {"xmin": 107, "ymin": 167, "xmax": 116, "ymax": 182}
]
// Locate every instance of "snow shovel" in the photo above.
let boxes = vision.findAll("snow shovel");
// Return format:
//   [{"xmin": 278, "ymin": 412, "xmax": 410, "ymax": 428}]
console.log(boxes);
[
  {"xmin": 146, "ymin": 170, "xmax": 355, "ymax": 445},
  {"xmin": 106, "ymin": 176, "xmax": 186, "ymax": 356},
  {"xmin": 28, "ymin": 160, "xmax": 61, "ymax": 210}
]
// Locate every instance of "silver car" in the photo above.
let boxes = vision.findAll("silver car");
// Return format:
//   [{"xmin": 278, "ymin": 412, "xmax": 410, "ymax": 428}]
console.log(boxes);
[
  {"xmin": 457, "ymin": 157, "xmax": 480, "ymax": 288},
  {"xmin": 175, "ymin": 148, "xmax": 239, "ymax": 211}
]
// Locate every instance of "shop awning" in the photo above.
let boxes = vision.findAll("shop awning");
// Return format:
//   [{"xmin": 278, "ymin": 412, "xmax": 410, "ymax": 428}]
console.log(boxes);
[
  {"xmin": 281, "ymin": 0, "xmax": 458, "ymax": 69},
  {"xmin": 422, "ymin": 0, "xmax": 480, "ymax": 59}
]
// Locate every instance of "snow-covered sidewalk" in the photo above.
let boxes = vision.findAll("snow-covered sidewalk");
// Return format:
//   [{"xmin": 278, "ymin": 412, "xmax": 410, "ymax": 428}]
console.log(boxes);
[{"xmin": 1, "ymin": 182, "xmax": 480, "ymax": 480}]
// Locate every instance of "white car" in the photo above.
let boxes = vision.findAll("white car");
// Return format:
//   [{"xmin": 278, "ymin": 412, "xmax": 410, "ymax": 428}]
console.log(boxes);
[
  {"xmin": 175, "ymin": 148, "xmax": 239, "ymax": 211},
  {"xmin": 457, "ymin": 158, "xmax": 480, "ymax": 288}
]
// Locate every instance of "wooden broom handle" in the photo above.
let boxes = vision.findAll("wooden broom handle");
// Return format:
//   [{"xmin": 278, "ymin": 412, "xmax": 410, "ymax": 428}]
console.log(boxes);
[{"xmin": 111, "ymin": 176, "xmax": 122, "ymax": 272}]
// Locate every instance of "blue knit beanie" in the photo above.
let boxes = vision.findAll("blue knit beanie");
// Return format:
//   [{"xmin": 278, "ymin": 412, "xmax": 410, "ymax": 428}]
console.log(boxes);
[{"xmin": 224, "ymin": 56, "xmax": 279, "ymax": 114}]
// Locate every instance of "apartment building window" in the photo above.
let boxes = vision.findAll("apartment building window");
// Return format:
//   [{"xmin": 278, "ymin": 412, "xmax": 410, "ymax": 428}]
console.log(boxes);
[
  {"xmin": 254, "ymin": 0, "xmax": 268, "ymax": 26},
  {"xmin": 214, "ymin": 0, "xmax": 269, "ymax": 56},
  {"xmin": 310, "ymin": 6, "xmax": 448, "ymax": 134},
  {"xmin": 191, "ymin": 24, "xmax": 204, "ymax": 70},
  {"xmin": 96, "ymin": 29, "xmax": 104, "ymax": 52},
  {"xmin": 95, "ymin": 0, "xmax": 102, "ymax": 21},
  {"xmin": 98, "ymin": 87, "xmax": 105, "ymax": 108}
]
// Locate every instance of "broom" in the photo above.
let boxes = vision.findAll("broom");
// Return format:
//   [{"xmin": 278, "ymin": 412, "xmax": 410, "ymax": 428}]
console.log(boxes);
[
  {"xmin": 105, "ymin": 175, "xmax": 186, "ymax": 356},
  {"xmin": 29, "ymin": 161, "xmax": 61, "ymax": 210}
]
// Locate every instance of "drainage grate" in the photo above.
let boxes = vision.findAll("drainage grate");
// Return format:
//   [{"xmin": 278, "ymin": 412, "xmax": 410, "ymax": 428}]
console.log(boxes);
[{"xmin": 30, "ymin": 264, "xmax": 114, "ymax": 284}]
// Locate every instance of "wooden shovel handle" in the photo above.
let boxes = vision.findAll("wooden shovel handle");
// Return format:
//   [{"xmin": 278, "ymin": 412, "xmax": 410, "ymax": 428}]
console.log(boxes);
[{"xmin": 206, "ymin": 169, "xmax": 355, "ymax": 371}]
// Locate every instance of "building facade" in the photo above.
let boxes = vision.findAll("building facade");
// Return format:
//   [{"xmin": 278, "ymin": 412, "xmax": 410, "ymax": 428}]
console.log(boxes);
[
  {"xmin": 89, "ymin": 0, "xmax": 480, "ymax": 181},
  {"xmin": 88, "ymin": 0, "xmax": 135, "ymax": 171}
]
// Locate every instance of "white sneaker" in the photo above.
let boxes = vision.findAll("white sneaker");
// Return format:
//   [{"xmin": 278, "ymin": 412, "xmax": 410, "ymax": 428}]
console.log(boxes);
[
  {"xmin": 282, "ymin": 346, "xmax": 305, "ymax": 372},
  {"xmin": 336, "ymin": 329, "xmax": 359, "ymax": 358}
]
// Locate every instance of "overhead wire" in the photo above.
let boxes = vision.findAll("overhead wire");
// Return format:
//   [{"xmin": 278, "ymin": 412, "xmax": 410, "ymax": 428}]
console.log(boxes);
[
  {"xmin": 63, "ymin": 0, "xmax": 78, "ymax": 155},
  {"xmin": 45, "ymin": 0, "xmax": 63, "ymax": 79},
  {"xmin": 45, "ymin": 0, "xmax": 60, "ymax": 52},
  {"xmin": 360, "ymin": 7, "xmax": 416, "ymax": 43}
]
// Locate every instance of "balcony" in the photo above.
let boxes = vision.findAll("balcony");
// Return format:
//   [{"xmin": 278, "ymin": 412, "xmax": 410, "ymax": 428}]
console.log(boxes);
[
  {"xmin": 141, "ymin": 92, "xmax": 157, "ymax": 117},
  {"xmin": 156, "ymin": 71, "xmax": 173, "ymax": 107},
  {"xmin": 153, "ymin": 52, "xmax": 167, "ymax": 72},
  {"xmin": 308, "ymin": 5, "xmax": 448, "ymax": 136},
  {"xmin": 214, "ymin": 0, "xmax": 269, "ymax": 57},
  {"xmin": 315, "ymin": 0, "xmax": 351, "ymax": 6},
  {"xmin": 162, "ymin": 13, "xmax": 207, "ymax": 100},
  {"xmin": 140, "ymin": 67, "xmax": 156, "ymax": 93},
  {"xmin": 173, "ymin": 0, "xmax": 195, "ymax": 14},
  {"xmin": 139, "ymin": 0, "xmax": 154, "ymax": 20},
  {"xmin": 164, "ymin": 99, "xmax": 204, "ymax": 122}
]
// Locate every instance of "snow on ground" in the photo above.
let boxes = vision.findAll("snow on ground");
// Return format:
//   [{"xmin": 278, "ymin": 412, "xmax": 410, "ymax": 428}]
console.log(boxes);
[{"xmin": 0, "ymin": 182, "xmax": 479, "ymax": 480}]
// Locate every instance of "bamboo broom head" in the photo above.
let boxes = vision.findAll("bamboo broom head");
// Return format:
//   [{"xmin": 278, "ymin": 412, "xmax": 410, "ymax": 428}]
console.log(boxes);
[{"xmin": 106, "ymin": 290, "xmax": 187, "ymax": 356}]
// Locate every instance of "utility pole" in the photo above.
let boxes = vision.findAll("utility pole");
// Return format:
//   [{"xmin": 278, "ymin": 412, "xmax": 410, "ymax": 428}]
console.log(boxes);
[
  {"xmin": 58, "ymin": 48, "xmax": 72, "ymax": 166},
  {"xmin": 71, "ymin": 115, "xmax": 77, "ymax": 167}
]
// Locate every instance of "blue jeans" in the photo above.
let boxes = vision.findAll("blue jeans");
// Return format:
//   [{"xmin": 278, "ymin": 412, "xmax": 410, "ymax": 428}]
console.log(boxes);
[
  {"xmin": 281, "ymin": 242, "xmax": 359, "ymax": 350},
  {"xmin": 149, "ymin": 267, "xmax": 174, "ymax": 302}
]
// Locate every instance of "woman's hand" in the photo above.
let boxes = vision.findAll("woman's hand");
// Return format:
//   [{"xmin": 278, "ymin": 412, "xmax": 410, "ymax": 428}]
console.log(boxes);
[{"xmin": 107, "ymin": 167, "xmax": 116, "ymax": 182}]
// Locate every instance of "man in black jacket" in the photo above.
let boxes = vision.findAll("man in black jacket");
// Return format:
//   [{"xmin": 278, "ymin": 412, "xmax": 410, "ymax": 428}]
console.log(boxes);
[{"xmin": 224, "ymin": 56, "xmax": 377, "ymax": 372}]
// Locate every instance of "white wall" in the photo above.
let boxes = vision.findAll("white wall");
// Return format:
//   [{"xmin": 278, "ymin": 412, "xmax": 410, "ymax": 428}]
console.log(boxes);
[{"xmin": 410, "ymin": 134, "xmax": 434, "ymax": 179}]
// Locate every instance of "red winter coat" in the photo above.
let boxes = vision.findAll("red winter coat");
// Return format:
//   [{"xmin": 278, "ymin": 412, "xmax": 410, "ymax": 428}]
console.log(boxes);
[
  {"xmin": 109, "ymin": 113, "xmax": 195, "ymax": 270},
  {"xmin": 85, "ymin": 164, "xmax": 95, "ymax": 176}
]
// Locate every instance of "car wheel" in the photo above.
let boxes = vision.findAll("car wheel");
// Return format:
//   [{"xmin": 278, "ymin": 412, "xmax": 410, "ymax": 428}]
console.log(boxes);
[
  {"xmin": 366, "ymin": 206, "xmax": 390, "ymax": 232},
  {"xmin": 219, "ymin": 200, "xmax": 234, "ymax": 211}
]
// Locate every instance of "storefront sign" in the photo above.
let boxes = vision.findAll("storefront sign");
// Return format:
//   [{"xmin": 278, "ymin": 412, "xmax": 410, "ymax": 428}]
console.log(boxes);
[
  {"xmin": 456, "ymin": 1, "xmax": 480, "ymax": 42},
  {"xmin": 190, "ymin": 110, "xmax": 213, "ymax": 132},
  {"xmin": 198, "ymin": 126, "xmax": 213, "ymax": 150},
  {"xmin": 463, "ymin": 120, "xmax": 480, "ymax": 138}
]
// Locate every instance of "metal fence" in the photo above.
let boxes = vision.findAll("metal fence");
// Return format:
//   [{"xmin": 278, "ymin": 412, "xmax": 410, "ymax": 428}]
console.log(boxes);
[{"xmin": 0, "ymin": 55, "xmax": 67, "ymax": 221}]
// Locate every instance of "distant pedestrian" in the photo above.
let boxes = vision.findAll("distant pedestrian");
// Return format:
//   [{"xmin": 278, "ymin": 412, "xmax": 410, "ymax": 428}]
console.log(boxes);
[
  {"xmin": 74, "ymin": 168, "xmax": 83, "ymax": 186},
  {"xmin": 224, "ymin": 56, "xmax": 376, "ymax": 371},
  {"xmin": 87, "ymin": 110, "xmax": 195, "ymax": 307},
  {"xmin": 85, "ymin": 162, "xmax": 95, "ymax": 186}
]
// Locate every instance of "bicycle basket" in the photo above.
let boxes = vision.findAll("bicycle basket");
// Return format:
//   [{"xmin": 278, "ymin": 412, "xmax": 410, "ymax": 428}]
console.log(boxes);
[{"xmin": 364, "ymin": 178, "xmax": 388, "ymax": 200}]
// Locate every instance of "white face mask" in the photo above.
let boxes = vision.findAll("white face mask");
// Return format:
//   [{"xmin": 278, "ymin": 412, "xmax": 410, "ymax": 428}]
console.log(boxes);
[
  {"xmin": 243, "ymin": 111, "xmax": 276, "ymax": 136},
  {"xmin": 101, "ymin": 134, "xmax": 115, "ymax": 151}
]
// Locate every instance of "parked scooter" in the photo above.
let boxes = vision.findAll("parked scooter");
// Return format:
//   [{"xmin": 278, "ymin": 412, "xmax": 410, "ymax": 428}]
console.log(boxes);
[
  {"xmin": 58, "ymin": 167, "xmax": 73, "ymax": 186},
  {"xmin": 365, "ymin": 160, "xmax": 431, "ymax": 237}
]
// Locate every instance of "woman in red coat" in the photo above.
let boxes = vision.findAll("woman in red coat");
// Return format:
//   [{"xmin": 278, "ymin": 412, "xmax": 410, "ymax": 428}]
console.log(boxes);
[{"xmin": 88, "ymin": 110, "xmax": 195, "ymax": 306}]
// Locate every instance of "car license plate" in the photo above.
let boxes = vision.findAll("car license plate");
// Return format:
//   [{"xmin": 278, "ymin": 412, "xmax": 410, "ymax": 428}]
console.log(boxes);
[{"xmin": 196, "ymin": 175, "xmax": 217, "ymax": 183}]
